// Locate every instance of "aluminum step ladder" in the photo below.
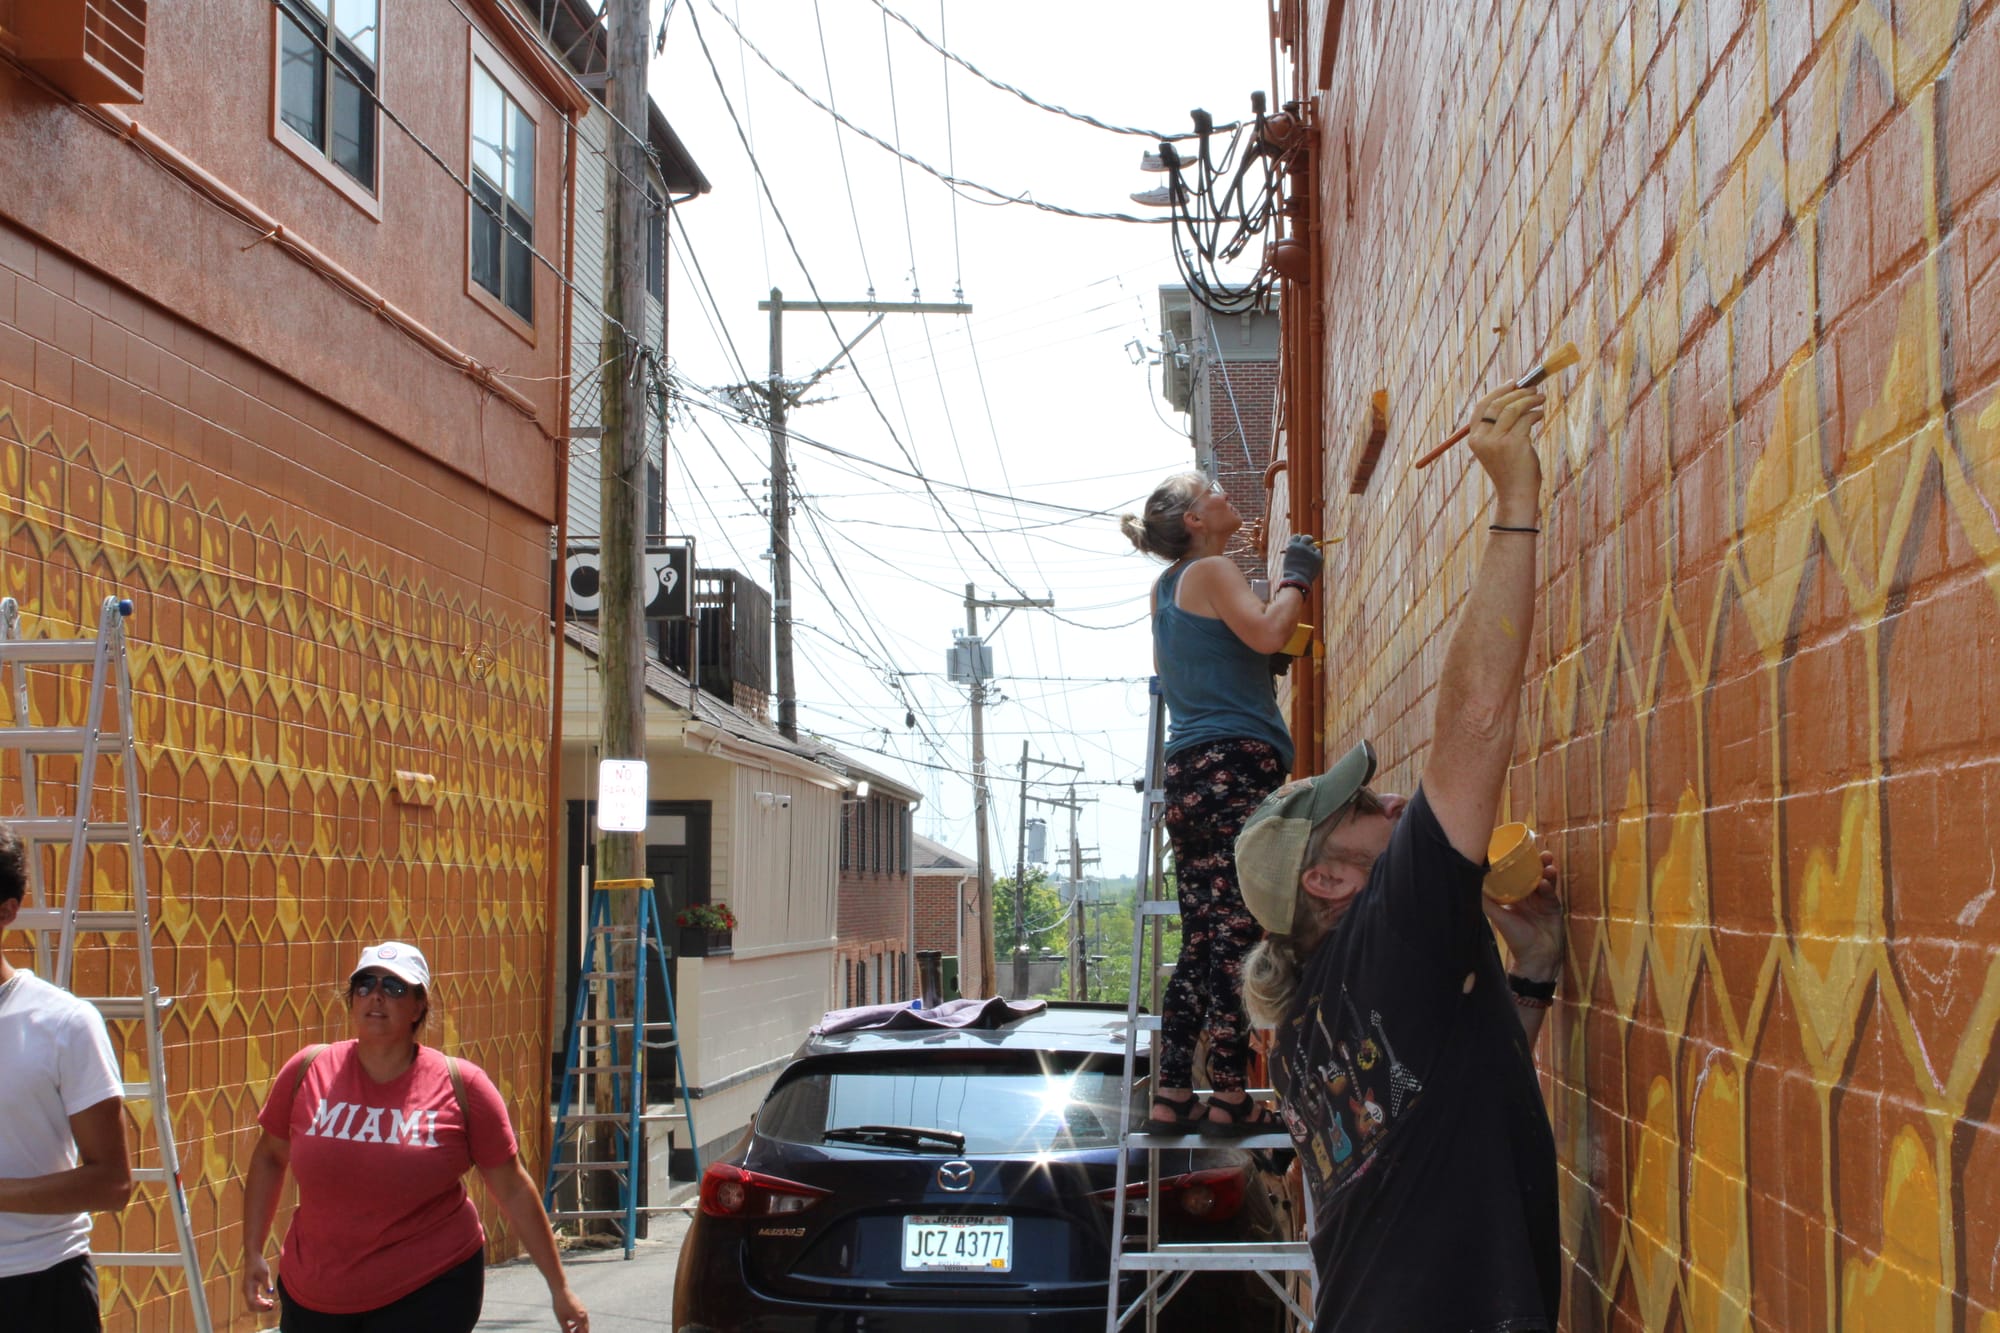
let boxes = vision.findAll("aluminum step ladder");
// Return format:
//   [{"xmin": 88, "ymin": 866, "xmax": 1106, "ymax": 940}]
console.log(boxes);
[
  {"xmin": 0, "ymin": 595, "xmax": 214, "ymax": 1332},
  {"xmin": 1105, "ymin": 677, "xmax": 1314, "ymax": 1332},
  {"xmin": 543, "ymin": 875, "xmax": 699, "ymax": 1257}
]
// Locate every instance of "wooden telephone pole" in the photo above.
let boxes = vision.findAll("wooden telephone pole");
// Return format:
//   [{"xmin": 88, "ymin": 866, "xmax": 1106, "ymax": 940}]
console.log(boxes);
[{"xmin": 756, "ymin": 294, "xmax": 970, "ymax": 739}]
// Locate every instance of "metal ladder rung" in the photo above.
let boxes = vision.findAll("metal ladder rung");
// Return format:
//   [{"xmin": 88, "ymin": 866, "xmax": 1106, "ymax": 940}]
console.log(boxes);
[
  {"xmin": 82, "ymin": 996, "xmax": 173, "ymax": 1020},
  {"xmin": 1135, "ymin": 900, "xmax": 1179, "ymax": 917},
  {"xmin": 130, "ymin": 1167, "xmax": 173, "ymax": 1185},
  {"xmin": 580, "ymin": 970, "xmax": 637, "ymax": 981},
  {"xmin": 555, "ymin": 1110, "xmax": 690, "ymax": 1125},
  {"xmin": 546, "ymin": 1206, "xmax": 686, "ymax": 1221},
  {"xmin": 1117, "ymin": 1242, "xmax": 1312, "ymax": 1271},
  {"xmin": 550, "ymin": 1161, "xmax": 632, "ymax": 1174},
  {"xmin": 120, "ymin": 1081, "xmax": 157, "ymax": 1100},
  {"xmin": 573, "ymin": 1018, "xmax": 677, "ymax": 1029},
  {"xmin": 0, "ymin": 726, "xmax": 129, "ymax": 752},
  {"xmin": 13, "ymin": 909, "xmax": 143, "ymax": 932},
  {"xmin": 7, "ymin": 818, "xmax": 137, "ymax": 844},
  {"xmin": 92, "ymin": 1251, "xmax": 201, "ymax": 1268},
  {"xmin": 0, "ymin": 639, "xmax": 102, "ymax": 665}
]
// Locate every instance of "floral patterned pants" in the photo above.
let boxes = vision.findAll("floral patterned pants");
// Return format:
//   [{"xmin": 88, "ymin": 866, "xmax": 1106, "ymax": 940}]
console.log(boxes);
[{"xmin": 1158, "ymin": 738, "xmax": 1286, "ymax": 1092}]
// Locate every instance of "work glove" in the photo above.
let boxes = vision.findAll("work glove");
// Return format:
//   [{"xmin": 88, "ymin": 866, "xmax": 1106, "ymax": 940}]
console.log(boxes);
[{"xmin": 1280, "ymin": 534, "xmax": 1322, "ymax": 587}]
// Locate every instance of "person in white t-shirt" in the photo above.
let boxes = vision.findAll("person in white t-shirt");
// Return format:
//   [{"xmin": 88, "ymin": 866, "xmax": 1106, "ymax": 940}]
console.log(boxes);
[{"xmin": 0, "ymin": 824, "xmax": 131, "ymax": 1332}]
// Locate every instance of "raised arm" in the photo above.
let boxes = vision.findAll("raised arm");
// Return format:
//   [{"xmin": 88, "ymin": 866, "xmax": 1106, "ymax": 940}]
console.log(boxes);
[
  {"xmin": 1177, "ymin": 536, "xmax": 1323, "ymax": 654},
  {"xmin": 1420, "ymin": 386, "xmax": 1546, "ymax": 862}
]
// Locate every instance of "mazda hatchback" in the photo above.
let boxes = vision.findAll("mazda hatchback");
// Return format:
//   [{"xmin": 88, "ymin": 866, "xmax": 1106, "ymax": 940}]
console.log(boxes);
[{"xmin": 672, "ymin": 1002, "xmax": 1296, "ymax": 1332}]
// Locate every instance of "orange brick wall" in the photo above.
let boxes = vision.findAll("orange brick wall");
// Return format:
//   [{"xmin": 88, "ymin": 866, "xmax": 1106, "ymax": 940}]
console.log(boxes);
[
  {"xmin": 1295, "ymin": 1, "xmax": 2000, "ymax": 1327},
  {"xmin": 0, "ymin": 222, "xmax": 554, "ymax": 1330}
]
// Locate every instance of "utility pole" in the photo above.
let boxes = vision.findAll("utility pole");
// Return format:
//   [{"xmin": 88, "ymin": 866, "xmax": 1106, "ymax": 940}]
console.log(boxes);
[
  {"xmin": 1012, "ymin": 753, "xmax": 1080, "ymax": 997},
  {"xmin": 592, "ymin": 0, "xmax": 651, "ymax": 1221},
  {"xmin": 1024, "ymin": 783, "xmax": 1088, "ymax": 997},
  {"xmin": 956, "ymin": 585, "xmax": 1051, "ymax": 996},
  {"xmin": 756, "ymin": 294, "xmax": 970, "ymax": 739}
]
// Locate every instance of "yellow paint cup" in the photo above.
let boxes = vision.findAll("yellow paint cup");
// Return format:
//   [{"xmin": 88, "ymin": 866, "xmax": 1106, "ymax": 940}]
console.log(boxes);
[
  {"xmin": 1483, "ymin": 822, "xmax": 1542, "ymax": 903},
  {"xmin": 1282, "ymin": 622, "xmax": 1314, "ymax": 656}
]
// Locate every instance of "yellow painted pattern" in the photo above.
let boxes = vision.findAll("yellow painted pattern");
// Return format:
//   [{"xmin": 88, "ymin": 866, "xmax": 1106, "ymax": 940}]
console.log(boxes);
[{"xmin": 0, "ymin": 406, "xmax": 552, "ymax": 1329}]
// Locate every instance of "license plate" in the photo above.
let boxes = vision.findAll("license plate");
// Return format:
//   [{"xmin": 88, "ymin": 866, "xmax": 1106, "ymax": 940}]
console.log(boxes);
[{"xmin": 900, "ymin": 1215, "xmax": 1012, "ymax": 1272}]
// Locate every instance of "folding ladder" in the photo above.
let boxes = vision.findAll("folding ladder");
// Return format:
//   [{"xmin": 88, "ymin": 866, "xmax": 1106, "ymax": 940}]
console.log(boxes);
[
  {"xmin": 0, "ymin": 595, "xmax": 214, "ymax": 1332},
  {"xmin": 1104, "ymin": 677, "xmax": 1314, "ymax": 1331},
  {"xmin": 543, "ymin": 875, "xmax": 699, "ymax": 1257}
]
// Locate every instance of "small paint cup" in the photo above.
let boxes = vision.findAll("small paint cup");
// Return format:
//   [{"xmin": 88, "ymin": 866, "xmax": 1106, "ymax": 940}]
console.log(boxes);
[{"xmin": 1483, "ymin": 822, "xmax": 1542, "ymax": 903}]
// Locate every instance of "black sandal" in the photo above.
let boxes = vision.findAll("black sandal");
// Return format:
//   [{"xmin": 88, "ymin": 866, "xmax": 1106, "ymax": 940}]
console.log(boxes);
[
  {"xmin": 1200, "ymin": 1094, "xmax": 1283, "ymax": 1137},
  {"xmin": 1147, "ymin": 1093, "xmax": 1205, "ymax": 1135}
]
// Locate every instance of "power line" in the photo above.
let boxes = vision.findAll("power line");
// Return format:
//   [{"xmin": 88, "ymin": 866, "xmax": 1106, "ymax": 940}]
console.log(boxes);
[
  {"xmin": 867, "ymin": 0, "xmax": 1237, "ymax": 142},
  {"xmin": 704, "ymin": 1, "xmax": 1170, "ymax": 225}
]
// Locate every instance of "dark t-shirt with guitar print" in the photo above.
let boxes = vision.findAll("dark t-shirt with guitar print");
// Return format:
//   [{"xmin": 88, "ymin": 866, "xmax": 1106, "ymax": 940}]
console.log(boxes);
[{"xmin": 1271, "ymin": 788, "xmax": 1559, "ymax": 1332}]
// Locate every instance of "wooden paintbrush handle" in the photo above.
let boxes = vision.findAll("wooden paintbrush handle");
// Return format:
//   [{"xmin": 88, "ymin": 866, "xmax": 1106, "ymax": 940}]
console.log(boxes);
[{"xmin": 1414, "ymin": 421, "xmax": 1471, "ymax": 469}]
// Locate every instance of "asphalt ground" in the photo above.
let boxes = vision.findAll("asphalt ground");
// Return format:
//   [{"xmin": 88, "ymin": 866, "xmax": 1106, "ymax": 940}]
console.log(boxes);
[{"xmin": 477, "ymin": 1211, "xmax": 692, "ymax": 1332}]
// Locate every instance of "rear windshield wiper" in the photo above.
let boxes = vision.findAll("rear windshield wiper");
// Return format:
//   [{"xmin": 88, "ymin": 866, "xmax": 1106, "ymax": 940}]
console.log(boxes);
[{"xmin": 822, "ymin": 1124, "xmax": 968, "ymax": 1153}]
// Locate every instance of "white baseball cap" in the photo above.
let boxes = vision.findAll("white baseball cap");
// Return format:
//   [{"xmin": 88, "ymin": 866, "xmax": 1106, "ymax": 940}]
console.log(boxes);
[{"xmin": 352, "ymin": 941, "xmax": 431, "ymax": 988}]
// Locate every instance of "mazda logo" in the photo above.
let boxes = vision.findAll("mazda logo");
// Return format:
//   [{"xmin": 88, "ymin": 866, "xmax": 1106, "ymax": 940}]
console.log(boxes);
[{"xmin": 937, "ymin": 1161, "xmax": 974, "ymax": 1192}]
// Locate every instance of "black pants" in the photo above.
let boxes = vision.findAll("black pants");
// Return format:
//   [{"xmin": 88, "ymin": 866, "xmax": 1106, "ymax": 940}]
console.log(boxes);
[
  {"xmin": 0, "ymin": 1254, "xmax": 100, "ymax": 1333},
  {"xmin": 1159, "ymin": 738, "xmax": 1287, "ymax": 1091},
  {"xmin": 279, "ymin": 1250, "xmax": 485, "ymax": 1333}
]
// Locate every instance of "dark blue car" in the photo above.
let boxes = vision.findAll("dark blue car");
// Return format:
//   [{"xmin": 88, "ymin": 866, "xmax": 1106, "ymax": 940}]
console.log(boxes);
[{"xmin": 671, "ymin": 1002, "xmax": 1297, "ymax": 1332}]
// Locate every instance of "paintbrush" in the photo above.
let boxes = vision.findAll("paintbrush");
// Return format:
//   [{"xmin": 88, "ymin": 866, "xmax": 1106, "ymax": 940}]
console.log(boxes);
[{"xmin": 1413, "ymin": 342, "xmax": 1580, "ymax": 469}]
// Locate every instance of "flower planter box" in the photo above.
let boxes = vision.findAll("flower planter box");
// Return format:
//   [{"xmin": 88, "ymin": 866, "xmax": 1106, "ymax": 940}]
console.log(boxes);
[{"xmin": 677, "ymin": 927, "xmax": 732, "ymax": 958}]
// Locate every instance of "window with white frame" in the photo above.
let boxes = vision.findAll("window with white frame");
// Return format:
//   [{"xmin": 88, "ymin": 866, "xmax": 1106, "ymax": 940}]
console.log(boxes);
[
  {"xmin": 470, "ymin": 61, "xmax": 535, "ymax": 323},
  {"xmin": 277, "ymin": 0, "xmax": 378, "ymax": 189}
]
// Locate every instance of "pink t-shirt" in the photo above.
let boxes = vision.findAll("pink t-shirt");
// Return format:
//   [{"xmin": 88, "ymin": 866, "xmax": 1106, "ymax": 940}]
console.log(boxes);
[{"xmin": 257, "ymin": 1041, "xmax": 518, "ymax": 1314}]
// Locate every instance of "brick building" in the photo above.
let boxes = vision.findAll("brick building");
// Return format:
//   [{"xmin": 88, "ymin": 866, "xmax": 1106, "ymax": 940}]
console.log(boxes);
[
  {"xmin": 0, "ymin": 2, "xmax": 589, "ymax": 1325},
  {"xmin": 1159, "ymin": 286, "xmax": 1281, "ymax": 575},
  {"xmin": 912, "ymin": 832, "xmax": 976, "ymax": 976},
  {"xmin": 832, "ymin": 758, "xmax": 921, "ymax": 1007},
  {"xmin": 1271, "ymin": 1, "xmax": 2000, "ymax": 1327}
]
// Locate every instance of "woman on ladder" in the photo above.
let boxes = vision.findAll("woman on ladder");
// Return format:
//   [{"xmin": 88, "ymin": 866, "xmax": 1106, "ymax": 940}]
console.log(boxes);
[{"xmin": 1122, "ymin": 475, "xmax": 1321, "ymax": 1134}]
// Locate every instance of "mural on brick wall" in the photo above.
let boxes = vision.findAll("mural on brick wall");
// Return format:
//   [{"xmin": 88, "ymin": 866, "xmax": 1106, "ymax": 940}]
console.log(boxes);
[
  {"xmin": 0, "ymin": 403, "xmax": 551, "ymax": 1330},
  {"xmin": 1307, "ymin": 1, "xmax": 2000, "ymax": 1328}
]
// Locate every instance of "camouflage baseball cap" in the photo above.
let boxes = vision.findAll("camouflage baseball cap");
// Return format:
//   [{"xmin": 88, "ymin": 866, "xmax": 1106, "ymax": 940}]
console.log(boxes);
[{"xmin": 1235, "ymin": 740, "xmax": 1377, "ymax": 933}]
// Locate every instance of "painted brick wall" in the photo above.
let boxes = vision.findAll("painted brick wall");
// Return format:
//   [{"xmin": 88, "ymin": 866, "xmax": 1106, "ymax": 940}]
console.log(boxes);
[
  {"xmin": 0, "ymin": 223, "xmax": 553, "ymax": 1330},
  {"xmin": 1296, "ymin": 0, "xmax": 2000, "ymax": 1327}
]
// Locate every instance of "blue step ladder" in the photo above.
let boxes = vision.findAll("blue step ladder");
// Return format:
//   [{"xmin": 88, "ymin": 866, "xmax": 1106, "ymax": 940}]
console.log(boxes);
[{"xmin": 543, "ymin": 876, "xmax": 699, "ymax": 1257}]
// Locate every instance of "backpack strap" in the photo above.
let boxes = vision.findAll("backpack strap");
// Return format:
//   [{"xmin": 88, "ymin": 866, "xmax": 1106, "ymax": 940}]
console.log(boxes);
[
  {"xmin": 445, "ymin": 1054, "xmax": 473, "ymax": 1146},
  {"xmin": 291, "ymin": 1043, "xmax": 329, "ymax": 1101}
]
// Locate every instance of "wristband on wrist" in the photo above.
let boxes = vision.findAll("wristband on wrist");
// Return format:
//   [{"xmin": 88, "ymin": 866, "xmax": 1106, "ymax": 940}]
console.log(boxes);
[
  {"xmin": 1489, "ymin": 523, "xmax": 1540, "ymax": 534},
  {"xmin": 1276, "ymin": 577, "xmax": 1313, "ymax": 597},
  {"xmin": 1507, "ymin": 973, "xmax": 1557, "ymax": 1002},
  {"xmin": 1513, "ymin": 992, "xmax": 1553, "ymax": 1010}
]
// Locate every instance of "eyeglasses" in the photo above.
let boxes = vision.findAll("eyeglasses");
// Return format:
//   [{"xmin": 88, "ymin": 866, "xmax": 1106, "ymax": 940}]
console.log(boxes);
[{"xmin": 349, "ymin": 973, "xmax": 411, "ymax": 999}]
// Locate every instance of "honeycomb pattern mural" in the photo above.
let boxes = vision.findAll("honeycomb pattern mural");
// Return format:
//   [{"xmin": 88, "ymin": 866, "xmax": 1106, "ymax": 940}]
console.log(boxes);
[
  {"xmin": 1301, "ymin": 0, "xmax": 2000, "ymax": 1326},
  {"xmin": 0, "ymin": 383, "xmax": 553, "ymax": 1329}
]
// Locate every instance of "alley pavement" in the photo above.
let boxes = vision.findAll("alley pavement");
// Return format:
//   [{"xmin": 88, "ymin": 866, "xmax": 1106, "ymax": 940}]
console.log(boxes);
[{"xmin": 478, "ymin": 1211, "xmax": 691, "ymax": 1332}]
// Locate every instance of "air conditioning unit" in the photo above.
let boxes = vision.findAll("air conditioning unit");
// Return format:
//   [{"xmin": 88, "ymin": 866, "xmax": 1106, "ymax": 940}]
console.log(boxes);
[{"xmin": 18, "ymin": 0, "xmax": 147, "ymax": 104}]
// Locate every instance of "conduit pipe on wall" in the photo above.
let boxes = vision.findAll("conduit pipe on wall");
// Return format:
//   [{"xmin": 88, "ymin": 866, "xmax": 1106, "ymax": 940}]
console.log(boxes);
[{"xmin": 97, "ymin": 107, "xmax": 540, "ymax": 421}]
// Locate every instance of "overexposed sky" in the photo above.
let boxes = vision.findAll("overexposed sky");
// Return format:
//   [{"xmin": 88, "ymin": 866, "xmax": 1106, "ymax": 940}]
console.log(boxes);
[{"xmin": 648, "ymin": 0, "xmax": 1273, "ymax": 877}]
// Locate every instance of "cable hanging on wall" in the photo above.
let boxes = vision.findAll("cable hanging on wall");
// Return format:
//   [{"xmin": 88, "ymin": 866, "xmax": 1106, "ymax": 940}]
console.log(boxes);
[{"xmin": 1131, "ymin": 93, "xmax": 1308, "ymax": 315}]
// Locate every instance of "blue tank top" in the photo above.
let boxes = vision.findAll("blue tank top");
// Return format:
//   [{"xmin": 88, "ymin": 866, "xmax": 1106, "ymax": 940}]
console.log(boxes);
[{"xmin": 1152, "ymin": 562, "xmax": 1295, "ymax": 768}]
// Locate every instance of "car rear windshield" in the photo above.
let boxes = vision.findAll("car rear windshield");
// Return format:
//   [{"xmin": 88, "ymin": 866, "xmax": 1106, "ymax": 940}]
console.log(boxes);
[{"xmin": 759, "ymin": 1053, "xmax": 1144, "ymax": 1154}]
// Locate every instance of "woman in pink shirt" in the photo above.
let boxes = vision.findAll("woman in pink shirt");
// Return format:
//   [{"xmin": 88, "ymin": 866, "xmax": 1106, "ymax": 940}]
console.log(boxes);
[{"xmin": 240, "ymin": 942, "xmax": 586, "ymax": 1332}]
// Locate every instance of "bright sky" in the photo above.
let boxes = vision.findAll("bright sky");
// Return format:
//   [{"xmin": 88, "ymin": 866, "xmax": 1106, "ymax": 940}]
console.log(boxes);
[{"xmin": 648, "ymin": 0, "xmax": 1273, "ymax": 878}]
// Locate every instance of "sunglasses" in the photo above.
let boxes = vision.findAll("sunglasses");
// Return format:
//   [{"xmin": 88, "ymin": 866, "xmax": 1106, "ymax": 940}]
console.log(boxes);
[{"xmin": 349, "ymin": 973, "xmax": 412, "ymax": 999}]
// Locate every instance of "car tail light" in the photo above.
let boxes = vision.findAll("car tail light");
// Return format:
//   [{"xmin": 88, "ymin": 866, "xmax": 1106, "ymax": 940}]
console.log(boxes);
[
  {"xmin": 1090, "ymin": 1167, "xmax": 1247, "ymax": 1223},
  {"xmin": 698, "ymin": 1161, "xmax": 832, "ymax": 1219}
]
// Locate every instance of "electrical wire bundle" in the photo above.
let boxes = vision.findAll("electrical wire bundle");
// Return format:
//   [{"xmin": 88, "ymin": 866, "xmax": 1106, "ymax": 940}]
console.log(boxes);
[{"xmin": 1141, "ymin": 93, "xmax": 1304, "ymax": 315}]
